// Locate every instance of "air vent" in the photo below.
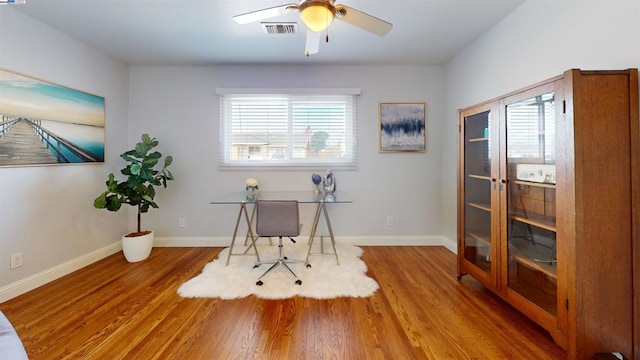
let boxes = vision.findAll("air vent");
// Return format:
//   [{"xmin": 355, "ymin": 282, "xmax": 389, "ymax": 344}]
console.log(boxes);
[{"xmin": 261, "ymin": 22, "xmax": 298, "ymax": 35}]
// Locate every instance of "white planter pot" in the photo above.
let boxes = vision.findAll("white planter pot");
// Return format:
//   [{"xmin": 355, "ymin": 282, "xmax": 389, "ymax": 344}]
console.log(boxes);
[{"xmin": 121, "ymin": 230, "xmax": 154, "ymax": 262}]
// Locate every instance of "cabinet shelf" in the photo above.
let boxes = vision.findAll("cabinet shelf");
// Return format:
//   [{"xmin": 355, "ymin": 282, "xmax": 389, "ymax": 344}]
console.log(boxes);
[
  {"xmin": 509, "ymin": 212, "xmax": 556, "ymax": 232},
  {"xmin": 509, "ymin": 238, "xmax": 557, "ymax": 278},
  {"xmin": 468, "ymin": 174, "xmax": 491, "ymax": 181},
  {"xmin": 467, "ymin": 231, "xmax": 491, "ymax": 246},
  {"xmin": 511, "ymin": 179, "xmax": 556, "ymax": 189},
  {"xmin": 468, "ymin": 137, "xmax": 489, "ymax": 142},
  {"xmin": 467, "ymin": 202, "xmax": 491, "ymax": 212}
]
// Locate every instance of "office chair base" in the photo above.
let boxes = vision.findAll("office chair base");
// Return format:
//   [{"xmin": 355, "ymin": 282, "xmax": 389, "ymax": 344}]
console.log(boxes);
[
  {"xmin": 255, "ymin": 258, "xmax": 304, "ymax": 286},
  {"xmin": 256, "ymin": 278, "xmax": 302, "ymax": 286},
  {"xmin": 254, "ymin": 238, "xmax": 305, "ymax": 286}
]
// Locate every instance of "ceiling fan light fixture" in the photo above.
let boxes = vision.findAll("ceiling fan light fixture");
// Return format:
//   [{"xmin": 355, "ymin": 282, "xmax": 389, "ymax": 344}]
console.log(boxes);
[{"xmin": 299, "ymin": 1, "xmax": 335, "ymax": 33}]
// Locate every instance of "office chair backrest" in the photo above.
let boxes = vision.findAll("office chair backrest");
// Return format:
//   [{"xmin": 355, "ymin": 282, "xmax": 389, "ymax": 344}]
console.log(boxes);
[{"xmin": 255, "ymin": 200, "xmax": 300, "ymax": 238}]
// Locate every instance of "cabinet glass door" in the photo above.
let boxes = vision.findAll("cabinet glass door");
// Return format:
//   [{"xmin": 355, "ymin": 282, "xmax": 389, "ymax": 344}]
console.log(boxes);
[
  {"xmin": 504, "ymin": 91, "xmax": 557, "ymax": 315},
  {"xmin": 462, "ymin": 110, "xmax": 494, "ymax": 277}
]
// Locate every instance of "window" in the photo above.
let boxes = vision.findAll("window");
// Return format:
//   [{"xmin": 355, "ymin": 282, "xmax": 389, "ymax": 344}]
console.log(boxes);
[{"xmin": 218, "ymin": 88, "xmax": 360, "ymax": 168}]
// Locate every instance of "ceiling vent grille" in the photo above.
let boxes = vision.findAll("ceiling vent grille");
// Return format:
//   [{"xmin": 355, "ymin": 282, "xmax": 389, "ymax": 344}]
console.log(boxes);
[{"xmin": 261, "ymin": 22, "xmax": 298, "ymax": 35}]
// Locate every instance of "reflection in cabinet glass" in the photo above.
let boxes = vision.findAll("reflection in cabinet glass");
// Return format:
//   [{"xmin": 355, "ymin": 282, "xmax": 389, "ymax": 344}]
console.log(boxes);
[
  {"xmin": 505, "ymin": 92, "xmax": 557, "ymax": 316},
  {"xmin": 463, "ymin": 110, "xmax": 492, "ymax": 275}
]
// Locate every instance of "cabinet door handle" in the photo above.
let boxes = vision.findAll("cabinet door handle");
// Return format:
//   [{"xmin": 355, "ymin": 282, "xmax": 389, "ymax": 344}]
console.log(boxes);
[{"xmin": 499, "ymin": 179, "xmax": 506, "ymax": 191}]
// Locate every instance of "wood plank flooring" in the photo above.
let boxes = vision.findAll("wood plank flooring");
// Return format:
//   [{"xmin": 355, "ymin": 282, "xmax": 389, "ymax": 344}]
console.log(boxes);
[{"xmin": 0, "ymin": 246, "xmax": 567, "ymax": 359}]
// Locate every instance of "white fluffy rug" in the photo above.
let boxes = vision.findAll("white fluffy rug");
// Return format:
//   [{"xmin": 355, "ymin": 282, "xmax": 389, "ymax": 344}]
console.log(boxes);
[{"xmin": 177, "ymin": 241, "xmax": 379, "ymax": 300}]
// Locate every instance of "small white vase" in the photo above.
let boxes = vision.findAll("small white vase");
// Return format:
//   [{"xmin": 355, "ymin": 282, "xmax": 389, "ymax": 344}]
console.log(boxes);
[
  {"xmin": 246, "ymin": 186, "xmax": 258, "ymax": 201},
  {"xmin": 121, "ymin": 230, "xmax": 154, "ymax": 262}
]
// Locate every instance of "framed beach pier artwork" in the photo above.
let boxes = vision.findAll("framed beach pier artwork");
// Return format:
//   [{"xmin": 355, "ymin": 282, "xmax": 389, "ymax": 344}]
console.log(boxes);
[
  {"xmin": 0, "ymin": 69, "xmax": 105, "ymax": 167},
  {"xmin": 378, "ymin": 102, "xmax": 426, "ymax": 152}
]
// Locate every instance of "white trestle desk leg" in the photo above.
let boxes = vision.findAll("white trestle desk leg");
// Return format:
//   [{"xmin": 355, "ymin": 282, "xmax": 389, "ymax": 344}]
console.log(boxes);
[
  {"xmin": 321, "ymin": 202, "xmax": 340, "ymax": 265},
  {"xmin": 242, "ymin": 205, "xmax": 271, "ymax": 247},
  {"xmin": 305, "ymin": 203, "xmax": 322, "ymax": 265},
  {"xmin": 305, "ymin": 202, "xmax": 340, "ymax": 266},
  {"xmin": 226, "ymin": 203, "xmax": 260, "ymax": 266},
  {"xmin": 243, "ymin": 204, "xmax": 256, "ymax": 246}
]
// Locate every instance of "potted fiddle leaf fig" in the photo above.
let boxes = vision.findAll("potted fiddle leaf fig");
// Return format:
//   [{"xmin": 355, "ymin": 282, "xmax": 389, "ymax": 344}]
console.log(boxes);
[{"xmin": 94, "ymin": 134, "xmax": 174, "ymax": 262}]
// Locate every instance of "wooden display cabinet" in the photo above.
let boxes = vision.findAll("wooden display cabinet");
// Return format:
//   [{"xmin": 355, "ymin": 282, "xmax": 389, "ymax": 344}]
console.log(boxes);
[{"xmin": 457, "ymin": 69, "xmax": 638, "ymax": 359}]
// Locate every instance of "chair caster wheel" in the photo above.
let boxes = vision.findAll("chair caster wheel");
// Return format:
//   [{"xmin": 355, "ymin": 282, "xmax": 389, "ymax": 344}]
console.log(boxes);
[
  {"xmin": 284, "ymin": 256, "xmax": 288, "ymax": 260},
  {"xmin": 256, "ymin": 280, "xmax": 264, "ymax": 286},
  {"xmin": 295, "ymin": 279, "xmax": 302, "ymax": 285},
  {"xmin": 306, "ymin": 264, "xmax": 312, "ymax": 268},
  {"xmin": 253, "ymin": 264, "xmax": 259, "ymax": 268}
]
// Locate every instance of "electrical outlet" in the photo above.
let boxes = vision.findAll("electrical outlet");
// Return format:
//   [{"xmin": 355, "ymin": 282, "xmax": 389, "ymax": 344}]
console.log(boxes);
[
  {"xmin": 386, "ymin": 216, "xmax": 394, "ymax": 226},
  {"xmin": 178, "ymin": 218, "xmax": 186, "ymax": 228},
  {"xmin": 10, "ymin": 253, "xmax": 23, "ymax": 269}
]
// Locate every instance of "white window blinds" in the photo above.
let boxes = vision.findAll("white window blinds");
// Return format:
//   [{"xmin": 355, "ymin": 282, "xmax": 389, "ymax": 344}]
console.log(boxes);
[
  {"xmin": 218, "ymin": 89, "xmax": 359, "ymax": 168},
  {"xmin": 506, "ymin": 92, "xmax": 555, "ymax": 162}
]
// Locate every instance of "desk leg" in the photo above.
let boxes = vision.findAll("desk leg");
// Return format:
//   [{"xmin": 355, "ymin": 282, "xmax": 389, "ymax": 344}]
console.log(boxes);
[
  {"xmin": 321, "ymin": 203, "xmax": 340, "ymax": 265},
  {"xmin": 242, "ymin": 203, "xmax": 260, "ymax": 259},
  {"xmin": 305, "ymin": 202, "xmax": 340, "ymax": 265},
  {"xmin": 225, "ymin": 203, "xmax": 260, "ymax": 266},
  {"xmin": 243, "ymin": 204, "xmax": 255, "ymax": 246},
  {"xmin": 242, "ymin": 205, "xmax": 271, "ymax": 248},
  {"xmin": 305, "ymin": 203, "xmax": 323, "ymax": 264}
]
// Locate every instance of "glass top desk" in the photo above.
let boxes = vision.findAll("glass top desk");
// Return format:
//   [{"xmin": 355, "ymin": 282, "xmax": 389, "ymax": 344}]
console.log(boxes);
[{"xmin": 210, "ymin": 191, "xmax": 352, "ymax": 265}]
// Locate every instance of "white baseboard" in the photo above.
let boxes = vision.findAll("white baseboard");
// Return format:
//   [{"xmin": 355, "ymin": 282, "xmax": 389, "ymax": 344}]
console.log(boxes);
[
  {"xmin": 0, "ymin": 235, "xmax": 457, "ymax": 303},
  {"xmin": 0, "ymin": 242, "xmax": 122, "ymax": 303},
  {"xmin": 155, "ymin": 235, "xmax": 458, "ymax": 253}
]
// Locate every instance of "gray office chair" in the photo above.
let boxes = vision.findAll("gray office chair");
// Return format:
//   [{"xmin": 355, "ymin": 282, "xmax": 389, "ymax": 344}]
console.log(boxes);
[{"xmin": 253, "ymin": 200, "xmax": 304, "ymax": 286}]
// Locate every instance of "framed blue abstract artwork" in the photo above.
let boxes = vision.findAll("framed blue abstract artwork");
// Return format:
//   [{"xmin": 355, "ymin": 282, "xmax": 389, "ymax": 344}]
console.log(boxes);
[{"xmin": 378, "ymin": 102, "xmax": 426, "ymax": 152}]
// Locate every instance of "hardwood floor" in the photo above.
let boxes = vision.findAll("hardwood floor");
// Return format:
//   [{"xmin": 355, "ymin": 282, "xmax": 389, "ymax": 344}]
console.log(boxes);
[{"xmin": 0, "ymin": 246, "xmax": 567, "ymax": 359}]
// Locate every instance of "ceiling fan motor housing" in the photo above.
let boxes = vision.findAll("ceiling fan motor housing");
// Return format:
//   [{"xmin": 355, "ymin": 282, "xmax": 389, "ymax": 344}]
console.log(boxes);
[{"xmin": 299, "ymin": 0, "xmax": 336, "ymax": 32}]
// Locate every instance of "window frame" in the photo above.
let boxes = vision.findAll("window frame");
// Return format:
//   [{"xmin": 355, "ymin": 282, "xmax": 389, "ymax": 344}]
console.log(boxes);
[{"xmin": 217, "ymin": 88, "xmax": 360, "ymax": 170}]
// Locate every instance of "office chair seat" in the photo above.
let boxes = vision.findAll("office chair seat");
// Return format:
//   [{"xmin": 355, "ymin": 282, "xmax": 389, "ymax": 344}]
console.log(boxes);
[{"xmin": 253, "ymin": 200, "xmax": 305, "ymax": 286}]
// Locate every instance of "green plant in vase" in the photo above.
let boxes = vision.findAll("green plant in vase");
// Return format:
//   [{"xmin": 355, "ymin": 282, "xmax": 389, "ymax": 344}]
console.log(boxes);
[{"xmin": 93, "ymin": 134, "xmax": 174, "ymax": 262}]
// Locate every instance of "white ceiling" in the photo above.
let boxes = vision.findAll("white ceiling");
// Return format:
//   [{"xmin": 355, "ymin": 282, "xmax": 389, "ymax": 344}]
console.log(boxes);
[{"xmin": 12, "ymin": 0, "xmax": 525, "ymax": 66}]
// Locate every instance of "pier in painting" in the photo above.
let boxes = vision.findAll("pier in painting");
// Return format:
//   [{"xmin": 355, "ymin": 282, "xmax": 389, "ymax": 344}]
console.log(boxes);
[{"xmin": 0, "ymin": 117, "xmax": 100, "ymax": 166}]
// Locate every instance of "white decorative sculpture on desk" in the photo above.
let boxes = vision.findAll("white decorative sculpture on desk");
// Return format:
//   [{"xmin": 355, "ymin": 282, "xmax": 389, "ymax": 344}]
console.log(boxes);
[{"xmin": 323, "ymin": 169, "xmax": 335, "ymax": 194}]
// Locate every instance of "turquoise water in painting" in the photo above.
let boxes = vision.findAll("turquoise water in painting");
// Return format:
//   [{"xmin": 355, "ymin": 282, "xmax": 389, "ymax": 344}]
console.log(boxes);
[{"xmin": 40, "ymin": 120, "xmax": 105, "ymax": 162}]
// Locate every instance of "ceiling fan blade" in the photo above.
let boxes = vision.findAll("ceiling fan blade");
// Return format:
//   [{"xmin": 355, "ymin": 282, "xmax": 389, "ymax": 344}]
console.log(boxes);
[
  {"xmin": 305, "ymin": 30, "xmax": 321, "ymax": 56},
  {"xmin": 233, "ymin": 4, "xmax": 298, "ymax": 24},
  {"xmin": 334, "ymin": 5, "xmax": 392, "ymax": 37}
]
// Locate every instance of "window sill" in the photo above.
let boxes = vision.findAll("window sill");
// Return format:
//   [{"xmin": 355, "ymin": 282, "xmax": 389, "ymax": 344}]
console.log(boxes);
[{"xmin": 218, "ymin": 163, "xmax": 357, "ymax": 171}]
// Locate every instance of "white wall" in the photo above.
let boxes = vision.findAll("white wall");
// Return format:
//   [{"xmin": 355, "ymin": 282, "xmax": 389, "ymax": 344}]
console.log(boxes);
[
  {"xmin": 0, "ymin": 8, "xmax": 130, "ymax": 297},
  {"xmin": 129, "ymin": 65, "xmax": 448, "ymax": 245},
  {"xmin": 443, "ymin": 0, "xmax": 640, "ymax": 243}
]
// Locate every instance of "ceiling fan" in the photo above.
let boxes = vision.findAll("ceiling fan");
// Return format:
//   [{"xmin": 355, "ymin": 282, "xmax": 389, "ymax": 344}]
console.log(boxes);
[{"xmin": 233, "ymin": 0, "xmax": 393, "ymax": 56}]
